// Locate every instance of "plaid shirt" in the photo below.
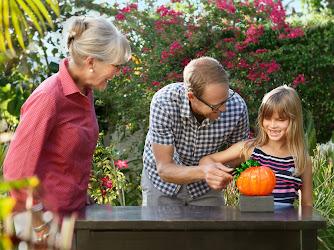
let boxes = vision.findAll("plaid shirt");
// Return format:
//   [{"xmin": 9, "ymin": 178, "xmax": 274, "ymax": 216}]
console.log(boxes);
[{"xmin": 143, "ymin": 82, "xmax": 249, "ymax": 199}]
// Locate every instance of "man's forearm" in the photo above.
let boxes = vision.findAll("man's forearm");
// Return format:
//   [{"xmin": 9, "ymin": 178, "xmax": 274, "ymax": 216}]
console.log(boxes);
[{"xmin": 157, "ymin": 162, "xmax": 205, "ymax": 184}]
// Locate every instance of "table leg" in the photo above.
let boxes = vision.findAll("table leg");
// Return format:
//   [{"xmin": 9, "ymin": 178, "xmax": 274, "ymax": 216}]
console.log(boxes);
[
  {"xmin": 75, "ymin": 229, "xmax": 91, "ymax": 250},
  {"xmin": 301, "ymin": 230, "xmax": 318, "ymax": 250}
]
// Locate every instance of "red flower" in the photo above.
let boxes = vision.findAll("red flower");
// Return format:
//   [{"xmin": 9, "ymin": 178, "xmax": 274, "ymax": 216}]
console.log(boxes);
[
  {"xmin": 122, "ymin": 66, "xmax": 129, "ymax": 74},
  {"xmin": 101, "ymin": 176, "xmax": 113, "ymax": 188},
  {"xmin": 115, "ymin": 160, "xmax": 128, "ymax": 169},
  {"xmin": 116, "ymin": 13, "xmax": 126, "ymax": 21}
]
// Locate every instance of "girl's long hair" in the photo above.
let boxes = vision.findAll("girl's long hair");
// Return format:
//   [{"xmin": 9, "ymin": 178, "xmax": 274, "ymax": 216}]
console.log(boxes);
[{"xmin": 243, "ymin": 85, "xmax": 308, "ymax": 176}]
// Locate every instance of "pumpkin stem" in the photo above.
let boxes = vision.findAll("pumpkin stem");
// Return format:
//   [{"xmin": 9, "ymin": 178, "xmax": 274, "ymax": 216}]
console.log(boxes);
[{"xmin": 234, "ymin": 158, "xmax": 261, "ymax": 180}]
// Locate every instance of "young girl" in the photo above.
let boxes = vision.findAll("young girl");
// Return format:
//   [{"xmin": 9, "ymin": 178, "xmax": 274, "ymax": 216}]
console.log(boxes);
[{"xmin": 200, "ymin": 85, "xmax": 313, "ymax": 206}]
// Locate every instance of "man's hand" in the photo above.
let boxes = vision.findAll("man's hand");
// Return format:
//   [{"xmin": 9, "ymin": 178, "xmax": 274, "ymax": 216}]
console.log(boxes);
[
  {"xmin": 85, "ymin": 193, "xmax": 95, "ymax": 205},
  {"xmin": 201, "ymin": 162, "xmax": 234, "ymax": 190}
]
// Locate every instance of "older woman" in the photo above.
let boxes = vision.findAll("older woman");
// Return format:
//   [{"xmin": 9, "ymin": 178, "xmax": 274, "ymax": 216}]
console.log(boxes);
[{"xmin": 4, "ymin": 16, "xmax": 131, "ymax": 243}]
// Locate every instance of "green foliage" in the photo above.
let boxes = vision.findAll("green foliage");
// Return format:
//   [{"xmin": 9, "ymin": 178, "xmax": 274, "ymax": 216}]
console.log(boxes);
[
  {"xmin": 301, "ymin": 0, "xmax": 334, "ymax": 13},
  {"xmin": 234, "ymin": 158, "xmax": 261, "ymax": 180},
  {"xmin": 60, "ymin": 0, "xmax": 333, "ymax": 143},
  {"xmin": 305, "ymin": 111, "xmax": 317, "ymax": 156},
  {"xmin": 0, "ymin": 177, "xmax": 39, "ymax": 250},
  {"xmin": 88, "ymin": 134, "xmax": 142, "ymax": 206},
  {"xmin": 0, "ymin": 48, "xmax": 58, "ymax": 125},
  {"xmin": 0, "ymin": 0, "xmax": 60, "ymax": 57},
  {"xmin": 0, "ymin": 144, "xmax": 8, "ymax": 176},
  {"xmin": 0, "ymin": 177, "xmax": 39, "ymax": 193},
  {"xmin": 312, "ymin": 142, "xmax": 334, "ymax": 249},
  {"xmin": 250, "ymin": 16, "xmax": 334, "ymax": 142},
  {"xmin": 1, "ymin": 1, "xmax": 333, "ymax": 142}
]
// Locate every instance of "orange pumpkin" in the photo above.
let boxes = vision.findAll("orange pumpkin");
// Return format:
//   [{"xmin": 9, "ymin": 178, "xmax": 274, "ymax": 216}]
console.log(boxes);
[{"xmin": 236, "ymin": 166, "xmax": 276, "ymax": 196}]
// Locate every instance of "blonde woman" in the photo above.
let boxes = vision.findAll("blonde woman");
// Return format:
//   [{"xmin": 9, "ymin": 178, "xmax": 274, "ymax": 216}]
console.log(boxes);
[
  {"xmin": 4, "ymin": 16, "xmax": 131, "ymax": 243},
  {"xmin": 200, "ymin": 86, "xmax": 313, "ymax": 207}
]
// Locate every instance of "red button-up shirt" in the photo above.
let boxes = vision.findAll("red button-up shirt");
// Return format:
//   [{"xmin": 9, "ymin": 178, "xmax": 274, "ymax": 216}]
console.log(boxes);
[{"xmin": 4, "ymin": 58, "xmax": 99, "ymax": 215}]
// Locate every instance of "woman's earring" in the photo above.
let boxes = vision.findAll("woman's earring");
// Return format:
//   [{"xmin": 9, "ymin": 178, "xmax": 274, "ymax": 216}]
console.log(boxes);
[{"xmin": 89, "ymin": 69, "xmax": 94, "ymax": 73}]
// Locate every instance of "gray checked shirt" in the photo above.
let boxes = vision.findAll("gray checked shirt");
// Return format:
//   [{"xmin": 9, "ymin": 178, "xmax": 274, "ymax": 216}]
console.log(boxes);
[{"xmin": 143, "ymin": 82, "xmax": 249, "ymax": 199}]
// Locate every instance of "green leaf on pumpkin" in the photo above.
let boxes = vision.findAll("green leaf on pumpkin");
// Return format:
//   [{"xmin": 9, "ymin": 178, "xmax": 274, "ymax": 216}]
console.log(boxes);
[{"xmin": 234, "ymin": 159, "xmax": 261, "ymax": 181}]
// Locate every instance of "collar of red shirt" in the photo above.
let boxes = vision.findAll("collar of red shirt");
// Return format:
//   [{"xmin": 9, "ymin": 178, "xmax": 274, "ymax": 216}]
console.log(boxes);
[{"xmin": 59, "ymin": 58, "xmax": 93, "ymax": 97}]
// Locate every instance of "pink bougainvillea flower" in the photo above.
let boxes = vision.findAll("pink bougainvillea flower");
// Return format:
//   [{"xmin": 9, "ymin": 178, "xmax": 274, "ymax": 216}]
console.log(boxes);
[
  {"xmin": 194, "ymin": 51, "xmax": 205, "ymax": 57},
  {"xmin": 116, "ymin": 13, "xmax": 126, "ymax": 21},
  {"xmin": 115, "ymin": 160, "xmax": 128, "ymax": 169},
  {"xmin": 122, "ymin": 66, "xmax": 129, "ymax": 74},
  {"xmin": 293, "ymin": 74, "xmax": 306, "ymax": 85},
  {"xmin": 224, "ymin": 38, "xmax": 234, "ymax": 43}
]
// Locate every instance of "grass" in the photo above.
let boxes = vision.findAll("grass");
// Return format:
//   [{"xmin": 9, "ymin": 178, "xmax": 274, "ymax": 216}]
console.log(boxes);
[{"xmin": 312, "ymin": 141, "xmax": 334, "ymax": 250}]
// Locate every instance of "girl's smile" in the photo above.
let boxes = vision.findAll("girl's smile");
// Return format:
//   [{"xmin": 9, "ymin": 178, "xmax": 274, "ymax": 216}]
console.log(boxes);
[{"xmin": 263, "ymin": 112, "xmax": 290, "ymax": 142}]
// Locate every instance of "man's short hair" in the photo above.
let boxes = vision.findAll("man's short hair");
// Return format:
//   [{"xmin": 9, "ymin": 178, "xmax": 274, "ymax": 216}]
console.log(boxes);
[{"xmin": 183, "ymin": 56, "xmax": 230, "ymax": 96}]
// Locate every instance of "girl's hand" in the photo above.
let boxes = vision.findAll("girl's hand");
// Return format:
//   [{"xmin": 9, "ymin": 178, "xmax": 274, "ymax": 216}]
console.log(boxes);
[{"xmin": 300, "ymin": 156, "xmax": 313, "ymax": 207}]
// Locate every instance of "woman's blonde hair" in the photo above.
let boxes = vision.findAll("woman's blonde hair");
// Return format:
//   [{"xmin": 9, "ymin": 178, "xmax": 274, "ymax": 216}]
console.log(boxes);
[
  {"xmin": 183, "ymin": 56, "xmax": 230, "ymax": 96},
  {"xmin": 63, "ymin": 16, "xmax": 131, "ymax": 65},
  {"xmin": 243, "ymin": 85, "xmax": 308, "ymax": 176}
]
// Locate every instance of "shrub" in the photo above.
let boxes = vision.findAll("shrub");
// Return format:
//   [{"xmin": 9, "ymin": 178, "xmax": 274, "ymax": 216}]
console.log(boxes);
[
  {"xmin": 1, "ymin": 1, "xmax": 333, "ymax": 148},
  {"xmin": 88, "ymin": 134, "xmax": 142, "ymax": 206},
  {"xmin": 312, "ymin": 141, "xmax": 334, "ymax": 250},
  {"xmin": 69, "ymin": 0, "xmax": 334, "ymax": 143}
]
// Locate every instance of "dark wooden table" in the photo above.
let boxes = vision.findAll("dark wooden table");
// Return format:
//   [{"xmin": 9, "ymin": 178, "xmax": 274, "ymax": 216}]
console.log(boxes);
[{"xmin": 74, "ymin": 205, "xmax": 326, "ymax": 250}]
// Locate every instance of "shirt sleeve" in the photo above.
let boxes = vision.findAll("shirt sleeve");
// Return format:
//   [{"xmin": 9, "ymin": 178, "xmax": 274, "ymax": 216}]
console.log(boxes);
[
  {"xmin": 227, "ymin": 105, "xmax": 250, "ymax": 145},
  {"xmin": 149, "ymin": 98, "xmax": 174, "ymax": 146},
  {"xmin": 3, "ymin": 91, "xmax": 56, "ymax": 210}
]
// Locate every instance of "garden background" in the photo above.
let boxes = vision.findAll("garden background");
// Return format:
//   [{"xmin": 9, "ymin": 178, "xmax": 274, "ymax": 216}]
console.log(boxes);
[{"xmin": 0, "ymin": 0, "xmax": 333, "ymax": 249}]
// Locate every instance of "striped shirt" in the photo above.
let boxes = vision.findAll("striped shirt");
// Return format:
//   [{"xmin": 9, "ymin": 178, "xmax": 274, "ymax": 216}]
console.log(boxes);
[
  {"xmin": 143, "ymin": 82, "xmax": 249, "ymax": 199},
  {"xmin": 250, "ymin": 147, "xmax": 302, "ymax": 205}
]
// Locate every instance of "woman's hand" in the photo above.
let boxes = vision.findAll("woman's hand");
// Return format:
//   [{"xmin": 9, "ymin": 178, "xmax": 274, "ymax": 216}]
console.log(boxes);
[{"xmin": 34, "ymin": 223, "xmax": 51, "ymax": 245}]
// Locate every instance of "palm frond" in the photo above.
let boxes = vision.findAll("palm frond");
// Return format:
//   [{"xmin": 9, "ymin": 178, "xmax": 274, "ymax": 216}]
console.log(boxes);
[{"xmin": 0, "ymin": 0, "xmax": 60, "ymax": 57}]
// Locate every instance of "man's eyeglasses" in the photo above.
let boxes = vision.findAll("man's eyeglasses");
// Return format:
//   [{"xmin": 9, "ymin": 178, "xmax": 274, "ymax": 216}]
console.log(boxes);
[{"xmin": 194, "ymin": 90, "xmax": 235, "ymax": 111}]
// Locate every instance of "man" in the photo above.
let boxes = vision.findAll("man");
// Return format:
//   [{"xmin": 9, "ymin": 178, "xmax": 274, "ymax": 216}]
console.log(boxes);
[{"xmin": 141, "ymin": 57, "xmax": 249, "ymax": 206}]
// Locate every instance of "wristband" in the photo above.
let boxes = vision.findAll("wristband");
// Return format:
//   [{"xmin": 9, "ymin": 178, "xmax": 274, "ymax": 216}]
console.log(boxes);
[{"xmin": 31, "ymin": 203, "xmax": 43, "ymax": 212}]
